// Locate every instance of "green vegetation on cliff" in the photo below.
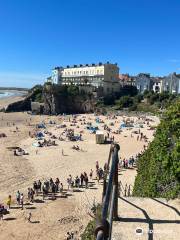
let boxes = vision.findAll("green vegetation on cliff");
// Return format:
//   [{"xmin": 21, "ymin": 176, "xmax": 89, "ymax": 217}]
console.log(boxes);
[
  {"xmin": 29, "ymin": 85, "xmax": 44, "ymax": 102},
  {"xmin": 133, "ymin": 98, "xmax": 180, "ymax": 199},
  {"xmin": 98, "ymin": 88, "xmax": 178, "ymax": 114}
]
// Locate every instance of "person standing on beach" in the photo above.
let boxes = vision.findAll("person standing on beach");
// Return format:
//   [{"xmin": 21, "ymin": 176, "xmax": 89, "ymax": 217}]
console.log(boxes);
[
  {"xmin": 16, "ymin": 190, "xmax": 20, "ymax": 205},
  {"xmin": 89, "ymin": 169, "xmax": 93, "ymax": 180},
  {"xmin": 60, "ymin": 183, "xmax": 63, "ymax": 193},
  {"xmin": 0, "ymin": 207, "xmax": 3, "ymax": 220},
  {"xmin": 84, "ymin": 174, "xmax": 88, "ymax": 188},
  {"xmin": 80, "ymin": 173, "xmax": 84, "ymax": 187},
  {"xmin": 20, "ymin": 193, "xmax": 24, "ymax": 210},
  {"xmin": 38, "ymin": 180, "xmax": 42, "ymax": 192},
  {"xmin": 96, "ymin": 161, "xmax": 99, "ymax": 171},
  {"xmin": 67, "ymin": 178, "xmax": 70, "ymax": 190},
  {"xmin": 0, "ymin": 204, "xmax": 4, "ymax": 220},
  {"xmin": 6, "ymin": 195, "xmax": 12, "ymax": 209}
]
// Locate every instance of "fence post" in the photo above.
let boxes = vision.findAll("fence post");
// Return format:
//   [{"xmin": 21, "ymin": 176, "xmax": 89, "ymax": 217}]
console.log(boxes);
[{"xmin": 113, "ymin": 144, "xmax": 120, "ymax": 220}]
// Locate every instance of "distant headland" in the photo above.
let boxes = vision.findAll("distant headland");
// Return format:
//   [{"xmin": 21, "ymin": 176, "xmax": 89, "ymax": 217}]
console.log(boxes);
[{"xmin": 0, "ymin": 87, "xmax": 29, "ymax": 91}]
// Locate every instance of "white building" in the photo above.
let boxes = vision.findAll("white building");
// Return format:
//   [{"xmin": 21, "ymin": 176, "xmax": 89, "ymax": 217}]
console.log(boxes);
[
  {"xmin": 152, "ymin": 78, "xmax": 163, "ymax": 93},
  {"xmin": 47, "ymin": 62, "xmax": 120, "ymax": 95},
  {"xmin": 135, "ymin": 73, "xmax": 152, "ymax": 93},
  {"xmin": 162, "ymin": 73, "xmax": 180, "ymax": 94}
]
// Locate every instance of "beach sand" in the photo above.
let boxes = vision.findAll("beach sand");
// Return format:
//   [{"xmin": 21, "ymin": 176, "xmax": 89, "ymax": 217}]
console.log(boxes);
[{"xmin": 1, "ymin": 97, "xmax": 178, "ymax": 240}]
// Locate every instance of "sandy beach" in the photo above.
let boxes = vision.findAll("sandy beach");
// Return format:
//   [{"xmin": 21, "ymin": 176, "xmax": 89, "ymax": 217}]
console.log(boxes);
[{"xmin": 0, "ymin": 96, "xmax": 179, "ymax": 240}]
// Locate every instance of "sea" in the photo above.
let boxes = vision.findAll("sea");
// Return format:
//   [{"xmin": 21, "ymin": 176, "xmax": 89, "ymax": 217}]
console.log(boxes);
[{"xmin": 0, "ymin": 90, "xmax": 25, "ymax": 99}]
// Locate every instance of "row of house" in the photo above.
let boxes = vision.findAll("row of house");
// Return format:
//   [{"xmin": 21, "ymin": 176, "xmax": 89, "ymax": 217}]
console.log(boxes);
[
  {"xmin": 46, "ymin": 63, "xmax": 180, "ymax": 96},
  {"xmin": 119, "ymin": 72, "xmax": 180, "ymax": 94}
]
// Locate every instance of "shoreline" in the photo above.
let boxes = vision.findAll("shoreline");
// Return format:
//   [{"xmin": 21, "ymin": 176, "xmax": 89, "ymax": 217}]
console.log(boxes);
[
  {"xmin": 0, "ymin": 90, "xmax": 27, "ymax": 110},
  {"xmin": 0, "ymin": 89, "xmax": 27, "ymax": 99}
]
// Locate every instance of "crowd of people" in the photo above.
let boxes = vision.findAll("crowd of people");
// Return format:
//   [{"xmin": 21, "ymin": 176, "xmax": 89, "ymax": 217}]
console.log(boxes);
[{"xmin": 0, "ymin": 159, "xmax": 108, "ymax": 222}]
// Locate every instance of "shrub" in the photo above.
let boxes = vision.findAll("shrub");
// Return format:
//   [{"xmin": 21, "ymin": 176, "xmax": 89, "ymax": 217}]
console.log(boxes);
[
  {"xmin": 115, "ymin": 96, "xmax": 134, "ymax": 109},
  {"xmin": 81, "ymin": 220, "xmax": 96, "ymax": 240},
  {"xmin": 133, "ymin": 98, "xmax": 180, "ymax": 199}
]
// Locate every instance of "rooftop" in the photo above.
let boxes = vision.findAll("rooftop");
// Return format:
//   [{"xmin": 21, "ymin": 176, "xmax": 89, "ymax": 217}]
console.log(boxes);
[{"xmin": 53, "ymin": 62, "xmax": 118, "ymax": 70}]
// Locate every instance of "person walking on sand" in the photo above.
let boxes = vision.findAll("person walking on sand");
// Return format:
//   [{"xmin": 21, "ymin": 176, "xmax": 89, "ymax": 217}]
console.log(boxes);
[
  {"xmin": 27, "ymin": 212, "xmax": 32, "ymax": 222},
  {"xmin": 16, "ymin": 190, "xmax": 20, "ymax": 205},
  {"xmin": 84, "ymin": 175, "xmax": 88, "ymax": 189},
  {"xmin": 20, "ymin": 193, "xmax": 24, "ymax": 210},
  {"xmin": 0, "ymin": 204, "xmax": 4, "ymax": 220},
  {"xmin": 62, "ymin": 149, "xmax": 64, "ymax": 156},
  {"xmin": 7, "ymin": 195, "xmax": 12, "ymax": 209},
  {"xmin": 80, "ymin": 173, "xmax": 84, "ymax": 187},
  {"xmin": 89, "ymin": 169, "xmax": 93, "ymax": 180},
  {"xmin": 96, "ymin": 161, "xmax": 99, "ymax": 171}
]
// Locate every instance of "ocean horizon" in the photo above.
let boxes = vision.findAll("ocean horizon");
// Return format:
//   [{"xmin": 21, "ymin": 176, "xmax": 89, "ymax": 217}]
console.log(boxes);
[{"xmin": 0, "ymin": 90, "xmax": 25, "ymax": 99}]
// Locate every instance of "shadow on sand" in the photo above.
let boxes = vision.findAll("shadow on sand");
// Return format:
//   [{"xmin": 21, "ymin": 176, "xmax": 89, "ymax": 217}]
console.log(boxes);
[
  {"xmin": 116, "ymin": 197, "xmax": 180, "ymax": 240},
  {"xmin": 4, "ymin": 217, "xmax": 16, "ymax": 221}
]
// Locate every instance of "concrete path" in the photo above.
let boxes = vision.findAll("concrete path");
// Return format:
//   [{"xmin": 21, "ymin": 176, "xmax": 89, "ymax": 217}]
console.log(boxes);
[{"xmin": 112, "ymin": 197, "xmax": 180, "ymax": 240}]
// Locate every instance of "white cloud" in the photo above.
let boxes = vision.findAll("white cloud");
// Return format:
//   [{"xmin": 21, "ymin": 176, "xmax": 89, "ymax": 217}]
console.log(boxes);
[
  {"xmin": 168, "ymin": 59, "xmax": 180, "ymax": 63},
  {"xmin": 0, "ymin": 71, "xmax": 48, "ymax": 88}
]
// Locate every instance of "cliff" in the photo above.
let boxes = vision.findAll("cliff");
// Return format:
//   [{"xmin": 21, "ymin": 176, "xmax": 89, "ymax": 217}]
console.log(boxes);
[
  {"xmin": 4, "ymin": 84, "xmax": 96, "ymax": 114},
  {"xmin": 43, "ymin": 84, "xmax": 96, "ymax": 114},
  {"xmin": 4, "ymin": 85, "xmax": 43, "ymax": 112},
  {"xmin": 5, "ymin": 95, "xmax": 31, "ymax": 112}
]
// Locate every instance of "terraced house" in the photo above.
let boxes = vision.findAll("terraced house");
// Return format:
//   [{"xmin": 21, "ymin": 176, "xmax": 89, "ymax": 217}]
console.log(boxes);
[
  {"xmin": 47, "ymin": 62, "xmax": 120, "ymax": 96},
  {"xmin": 162, "ymin": 72, "xmax": 180, "ymax": 94}
]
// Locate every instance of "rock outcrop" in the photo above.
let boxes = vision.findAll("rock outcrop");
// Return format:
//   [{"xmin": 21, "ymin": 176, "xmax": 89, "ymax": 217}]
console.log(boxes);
[
  {"xmin": 5, "ymin": 95, "xmax": 31, "ymax": 112},
  {"xmin": 43, "ymin": 85, "xmax": 96, "ymax": 114}
]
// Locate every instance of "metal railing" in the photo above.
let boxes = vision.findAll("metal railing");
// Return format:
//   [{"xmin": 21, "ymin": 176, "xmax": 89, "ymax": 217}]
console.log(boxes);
[{"xmin": 95, "ymin": 143, "xmax": 120, "ymax": 240}]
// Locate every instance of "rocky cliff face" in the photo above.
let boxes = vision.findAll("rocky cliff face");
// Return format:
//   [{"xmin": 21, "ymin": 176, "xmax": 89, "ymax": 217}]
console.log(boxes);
[
  {"xmin": 5, "ymin": 95, "xmax": 31, "ymax": 112},
  {"xmin": 4, "ymin": 86, "xmax": 43, "ymax": 113},
  {"xmin": 4, "ymin": 84, "xmax": 96, "ymax": 115},
  {"xmin": 43, "ymin": 87, "xmax": 96, "ymax": 115}
]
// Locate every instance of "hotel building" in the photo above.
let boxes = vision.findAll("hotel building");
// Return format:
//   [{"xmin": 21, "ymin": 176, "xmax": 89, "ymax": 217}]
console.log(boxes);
[{"xmin": 47, "ymin": 62, "xmax": 120, "ymax": 95}]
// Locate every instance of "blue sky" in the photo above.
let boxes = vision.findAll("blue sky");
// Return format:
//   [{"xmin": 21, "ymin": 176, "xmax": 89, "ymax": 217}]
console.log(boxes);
[{"xmin": 0, "ymin": 0, "xmax": 179, "ymax": 87}]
